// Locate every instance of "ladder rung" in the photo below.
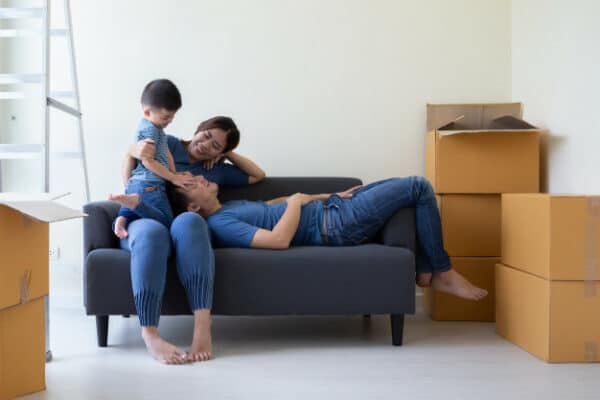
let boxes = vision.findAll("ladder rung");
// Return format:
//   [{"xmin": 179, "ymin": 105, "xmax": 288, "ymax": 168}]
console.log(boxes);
[
  {"xmin": 50, "ymin": 91, "xmax": 74, "ymax": 98},
  {"xmin": 50, "ymin": 29, "xmax": 68, "ymax": 37},
  {"xmin": 0, "ymin": 144, "xmax": 44, "ymax": 159},
  {"xmin": 0, "ymin": 7, "xmax": 45, "ymax": 19},
  {"xmin": 47, "ymin": 97, "xmax": 82, "ymax": 117},
  {"xmin": 0, "ymin": 91, "xmax": 25, "ymax": 99},
  {"xmin": 0, "ymin": 73, "xmax": 44, "ymax": 84},
  {"xmin": 0, "ymin": 29, "xmax": 42, "ymax": 38},
  {"xmin": 51, "ymin": 151, "xmax": 82, "ymax": 159}
]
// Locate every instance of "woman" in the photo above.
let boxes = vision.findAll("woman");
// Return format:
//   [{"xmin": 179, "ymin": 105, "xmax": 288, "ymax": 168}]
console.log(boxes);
[
  {"xmin": 115, "ymin": 116, "xmax": 265, "ymax": 365},
  {"xmin": 165, "ymin": 175, "xmax": 488, "ymax": 301}
]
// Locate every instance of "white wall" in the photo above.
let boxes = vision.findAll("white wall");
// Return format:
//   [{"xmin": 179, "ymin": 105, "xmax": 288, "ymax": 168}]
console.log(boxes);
[
  {"xmin": 512, "ymin": 0, "xmax": 600, "ymax": 193},
  {"xmin": 74, "ymin": 0, "xmax": 511, "ymax": 198},
  {"xmin": 2, "ymin": 0, "xmax": 512, "ymax": 283}
]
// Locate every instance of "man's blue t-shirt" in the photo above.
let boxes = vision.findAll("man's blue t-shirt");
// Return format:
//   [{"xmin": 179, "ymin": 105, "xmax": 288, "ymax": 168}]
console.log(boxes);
[
  {"xmin": 207, "ymin": 200, "xmax": 323, "ymax": 248},
  {"xmin": 131, "ymin": 118, "xmax": 170, "ymax": 181},
  {"xmin": 167, "ymin": 135, "xmax": 249, "ymax": 186}
]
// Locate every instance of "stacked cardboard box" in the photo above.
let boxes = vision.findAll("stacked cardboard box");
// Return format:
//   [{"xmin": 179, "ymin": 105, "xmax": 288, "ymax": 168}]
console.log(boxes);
[
  {"xmin": 496, "ymin": 194, "xmax": 600, "ymax": 362},
  {"xmin": 423, "ymin": 103, "xmax": 540, "ymax": 321},
  {"xmin": 0, "ymin": 194, "xmax": 84, "ymax": 399}
]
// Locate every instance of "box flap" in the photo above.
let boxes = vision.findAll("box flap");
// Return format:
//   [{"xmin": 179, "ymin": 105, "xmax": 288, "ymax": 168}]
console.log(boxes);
[
  {"xmin": 0, "ymin": 193, "xmax": 85, "ymax": 223},
  {"xmin": 438, "ymin": 116, "xmax": 539, "ymax": 136},
  {"xmin": 427, "ymin": 103, "xmax": 522, "ymax": 131}
]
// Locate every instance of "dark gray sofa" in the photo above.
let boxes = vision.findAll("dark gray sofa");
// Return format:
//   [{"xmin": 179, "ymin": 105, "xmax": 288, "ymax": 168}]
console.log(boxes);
[{"xmin": 83, "ymin": 177, "xmax": 416, "ymax": 347}]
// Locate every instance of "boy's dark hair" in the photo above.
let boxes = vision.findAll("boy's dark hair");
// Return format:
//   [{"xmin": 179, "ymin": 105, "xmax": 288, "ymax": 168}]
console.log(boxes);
[
  {"xmin": 167, "ymin": 183, "xmax": 191, "ymax": 217},
  {"xmin": 195, "ymin": 116, "xmax": 240, "ymax": 153},
  {"xmin": 141, "ymin": 79, "xmax": 182, "ymax": 111}
]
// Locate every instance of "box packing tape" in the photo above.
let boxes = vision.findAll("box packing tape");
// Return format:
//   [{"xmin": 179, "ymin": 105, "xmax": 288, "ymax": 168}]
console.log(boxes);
[
  {"xmin": 584, "ymin": 197, "xmax": 600, "ymax": 297},
  {"xmin": 584, "ymin": 197, "xmax": 600, "ymax": 361},
  {"xmin": 20, "ymin": 269, "xmax": 32, "ymax": 304}
]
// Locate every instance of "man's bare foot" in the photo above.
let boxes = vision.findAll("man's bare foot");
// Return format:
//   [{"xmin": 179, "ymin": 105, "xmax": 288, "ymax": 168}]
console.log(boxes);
[
  {"xmin": 142, "ymin": 328, "xmax": 188, "ymax": 365},
  {"xmin": 431, "ymin": 269, "xmax": 488, "ymax": 301},
  {"xmin": 109, "ymin": 193, "xmax": 140, "ymax": 210},
  {"xmin": 189, "ymin": 310, "xmax": 212, "ymax": 363},
  {"xmin": 113, "ymin": 216, "xmax": 128, "ymax": 239},
  {"xmin": 416, "ymin": 272, "xmax": 432, "ymax": 287}
]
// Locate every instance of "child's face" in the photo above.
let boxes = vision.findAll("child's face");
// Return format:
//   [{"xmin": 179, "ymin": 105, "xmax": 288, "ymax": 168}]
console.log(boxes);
[{"xmin": 144, "ymin": 107, "xmax": 177, "ymax": 129}]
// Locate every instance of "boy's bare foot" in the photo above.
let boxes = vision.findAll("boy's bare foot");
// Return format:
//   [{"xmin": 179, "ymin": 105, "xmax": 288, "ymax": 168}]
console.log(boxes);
[
  {"xmin": 109, "ymin": 193, "xmax": 140, "ymax": 210},
  {"xmin": 431, "ymin": 269, "xmax": 488, "ymax": 301},
  {"xmin": 416, "ymin": 272, "xmax": 432, "ymax": 287},
  {"xmin": 113, "ymin": 216, "xmax": 128, "ymax": 239},
  {"xmin": 142, "ymin": 328, "xmax": 188, "ymax": 365},
  {"xmin": 189, "ymin": 310, "xmax": 212, "ymax": 363}
]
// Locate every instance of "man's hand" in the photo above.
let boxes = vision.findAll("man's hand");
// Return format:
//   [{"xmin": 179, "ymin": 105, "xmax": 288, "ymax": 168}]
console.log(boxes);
[
  {"xmin": 131, "ymin": 139, "xmax": 156, "ymax": 160},
  {"xmin": 336, "ymin": 185, "xmax": 362, "ymax": 199},
  {"xmin": 288, "ymin": 193, "xmax": 316, "ymax": 206}
]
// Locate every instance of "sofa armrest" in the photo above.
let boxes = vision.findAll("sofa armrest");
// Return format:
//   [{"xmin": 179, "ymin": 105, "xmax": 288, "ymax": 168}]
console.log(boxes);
[
  {"xmin": 83, "ymin": 201, "xmax": 120, "ymax": 257},
  {"xmin": 379, "ymin": 207, "xmax": 416, "ymax": 254}
]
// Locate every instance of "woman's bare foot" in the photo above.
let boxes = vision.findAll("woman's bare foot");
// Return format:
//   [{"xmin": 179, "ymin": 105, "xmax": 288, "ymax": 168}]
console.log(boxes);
[
  {"xmin": 188, "ymin": 309, "xmax": 213, "ymax": 363},
  {"xmin": 141, "ymin": 327, "xmax": 188, "ymax": 365},
  {"xmin": 113, "ymin": 216, "xmax": 128, "ymax": 239},
  {"xmin": 431, "ymin": 269, "xmax": 488, "ymax": 301},
  {"xmin": 416, "ymin": 272, "xmax": 432, "ymax": 287},
  {"xmin": 109, "ymin": 193, "xmax": 140, "ymax": 210}
]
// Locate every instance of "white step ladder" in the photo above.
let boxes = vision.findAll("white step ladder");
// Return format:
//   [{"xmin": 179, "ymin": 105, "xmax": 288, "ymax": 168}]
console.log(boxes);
[
  {"xmin": 0, "ymin": 1, "xmax": 90, "ymax": 363},
  {"xmin": 0, "ymin": 1, "xmax": 90, "ymax": 200}
]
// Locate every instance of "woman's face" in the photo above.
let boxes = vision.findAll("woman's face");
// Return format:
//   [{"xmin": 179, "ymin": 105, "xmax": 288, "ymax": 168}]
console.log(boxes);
[{"xmin": 188, "ymin": 128, "xmax": 228, "ymax": 161}]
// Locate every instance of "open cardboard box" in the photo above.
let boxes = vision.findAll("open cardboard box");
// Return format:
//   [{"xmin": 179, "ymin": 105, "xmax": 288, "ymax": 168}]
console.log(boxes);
[
  {"xmin": 0, "ymin": 193, "xmax": 85, "ymax": 400},
  {"xmin": 425, "ymin": 103, "xmax": 540, "ymax": 194},
  {"xmin": 436, "ymin": 194, "xmax": 501, "ymax": 257}
]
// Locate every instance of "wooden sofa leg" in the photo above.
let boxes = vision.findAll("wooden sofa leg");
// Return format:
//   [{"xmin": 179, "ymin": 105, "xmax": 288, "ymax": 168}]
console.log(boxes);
[
  {"xmin": 390, "ymin": 314, "xmax": 404, "ymax": 346},
  {"xmin": 96, "ymin": 315, "xmax": 109, "ymax": 347}
]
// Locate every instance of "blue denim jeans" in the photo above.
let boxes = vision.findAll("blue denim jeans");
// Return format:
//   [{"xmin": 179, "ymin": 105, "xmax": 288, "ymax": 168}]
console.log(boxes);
[
  {"xmin": 117, "ymin": 178, "xmax": 173, "ymax": 228},
  {"xmin": 119, "ymin": 212, "xmax": 215, "ymax": 326},
  {"xmin": 322, "ymin": 176, "xmax": 451, "ymax": 274}
]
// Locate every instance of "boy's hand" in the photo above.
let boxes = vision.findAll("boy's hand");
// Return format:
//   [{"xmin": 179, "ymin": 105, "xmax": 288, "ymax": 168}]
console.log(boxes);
[
  {"xmin": 336, "ymin": 185, "xmax": 362, "ymax": 199},
  {"xmin": 171, "ymin": 173, "xmax": 196, "ymax": 189},
  {"xmin": 132, "ymin": 139, "xmax": 156, "ymax": 159}
]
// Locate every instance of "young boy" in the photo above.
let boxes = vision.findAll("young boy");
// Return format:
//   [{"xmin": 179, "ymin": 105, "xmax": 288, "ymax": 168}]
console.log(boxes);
[{"xmin": 110, "ymin": 79, "xmax": 194, "ymax": 239}]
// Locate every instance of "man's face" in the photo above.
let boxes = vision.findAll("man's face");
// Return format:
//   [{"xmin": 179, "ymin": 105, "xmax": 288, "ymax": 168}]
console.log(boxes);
[{"xmin": 181, "ymin": 175, "xmax": 219, "ymax": 211}]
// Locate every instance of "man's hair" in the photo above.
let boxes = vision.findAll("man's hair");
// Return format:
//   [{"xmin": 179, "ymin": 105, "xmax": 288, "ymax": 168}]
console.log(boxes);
[
  {"xmin": 167, "ymin": 183, "xmax": 191, "ymax": 216},
  {"xmin": 194, "ymin": 116, "xmax": 240, "ymax": 153},
  {"xmin": 141, "ymin": 79, "xmax": 182, "ymax": 111}
]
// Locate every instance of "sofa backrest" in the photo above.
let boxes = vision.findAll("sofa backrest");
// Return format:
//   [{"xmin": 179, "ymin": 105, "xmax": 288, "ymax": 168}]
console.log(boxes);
[{"xmin": 218, "ymin": 177, "xmax": 362, "ymax": 203}]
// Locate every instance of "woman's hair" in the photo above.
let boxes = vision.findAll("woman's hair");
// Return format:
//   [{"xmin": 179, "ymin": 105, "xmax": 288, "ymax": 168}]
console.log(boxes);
[{"xmin": 194, "ymin": 116, "xmax": 240, "ymax": 153}]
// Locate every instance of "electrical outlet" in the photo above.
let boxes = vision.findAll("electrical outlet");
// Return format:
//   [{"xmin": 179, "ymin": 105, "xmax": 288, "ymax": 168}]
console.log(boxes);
[{"xmin": 49, "ymin": 246, "xmax": 61, "ymax": 262}]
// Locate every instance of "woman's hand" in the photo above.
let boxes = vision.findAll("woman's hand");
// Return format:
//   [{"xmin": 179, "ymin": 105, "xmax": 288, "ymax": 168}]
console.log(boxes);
[
  {"xmin": 336, "ymin": 185, "xmax": 362, "ymax": 199},
  {"xmin": 131, "ymin": 138, "xmax": 156, "ymax": 160},
  {"xmin": 203, "ymin": 153, "xmax": 228, "ymax": 171}
]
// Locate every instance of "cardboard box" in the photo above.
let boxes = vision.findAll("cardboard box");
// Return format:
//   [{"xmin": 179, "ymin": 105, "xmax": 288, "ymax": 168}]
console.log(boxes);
[
  {"xmin": 502, "ymin": 194, "xmax": 600, "ymax": 281},
  {"xmin": 437, "ymin": 194, "xmax": 501, "ymax": 257},
  {"xmin": 0, "ymin": 193, "xmax": 85, "ymax": 400},
  {"xmin": 0, "ymin": 299, "xmax": 46, "ymax": 400},
  {"xmin": 424, "ymin": 257, "xmax": 498, "ymax": 321},
  {"xmin": 496, "ymin": 263, "xmax": 600, "ymax": 363},
  {"xmin": 425, "ymin": 103, "xmax": 540, "ymax": 194}
]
